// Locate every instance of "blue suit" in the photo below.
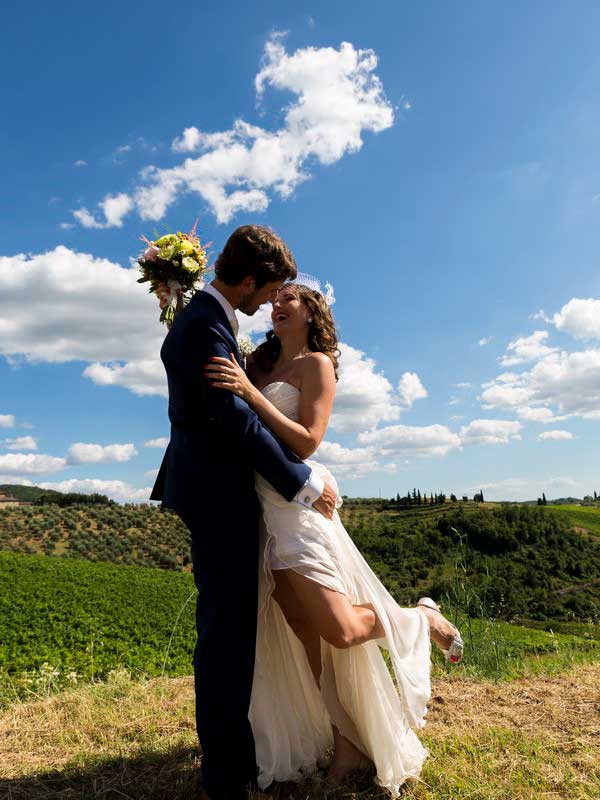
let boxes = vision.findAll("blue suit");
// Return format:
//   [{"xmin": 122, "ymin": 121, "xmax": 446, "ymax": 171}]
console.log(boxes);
[{"xmin": 151, "ymin": 290, "xmax": 310, "ymax": 799}]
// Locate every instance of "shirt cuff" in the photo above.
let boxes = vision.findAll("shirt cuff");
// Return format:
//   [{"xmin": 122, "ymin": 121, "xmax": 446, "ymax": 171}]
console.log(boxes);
[{"xmin": 293, "ymin": 470, "xmax": 324, "ymax": 508}]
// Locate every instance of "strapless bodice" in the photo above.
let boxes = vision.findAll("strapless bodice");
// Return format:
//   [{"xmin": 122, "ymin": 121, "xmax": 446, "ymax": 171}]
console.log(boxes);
[{"xmin": 260, "ymin": 381, "xmax": 300, "ymax": 421}]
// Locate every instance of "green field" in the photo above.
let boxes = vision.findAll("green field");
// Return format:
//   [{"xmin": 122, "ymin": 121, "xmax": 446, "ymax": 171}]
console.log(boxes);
[
  {"xmin": 544, "ymin": 503, "xmax": 600, "ymax": 537},
  {"xmin": 1, "ymin": 549, "xmax": 598, "ymax": 708},
  {"xmin": 0, "ymin": 551, "xmax": 197, "ymax": 697}
]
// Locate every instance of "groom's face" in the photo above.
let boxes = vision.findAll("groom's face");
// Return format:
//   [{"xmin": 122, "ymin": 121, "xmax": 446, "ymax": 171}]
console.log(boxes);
[{"xmin": 237, "ymin": 278, "xmax": 284, "ymax": 316}]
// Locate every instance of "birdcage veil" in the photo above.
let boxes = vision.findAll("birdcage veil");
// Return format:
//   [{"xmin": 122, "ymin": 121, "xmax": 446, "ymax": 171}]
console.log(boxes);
[{"xmin": 285, "ymin": 272, "xmax": 336, "ymax": 306}]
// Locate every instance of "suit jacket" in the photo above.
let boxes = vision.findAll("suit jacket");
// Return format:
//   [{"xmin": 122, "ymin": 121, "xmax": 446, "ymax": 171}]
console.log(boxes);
[{"xmin": 150, "ymin": 290, "xmax": 311, "ymax": 514}]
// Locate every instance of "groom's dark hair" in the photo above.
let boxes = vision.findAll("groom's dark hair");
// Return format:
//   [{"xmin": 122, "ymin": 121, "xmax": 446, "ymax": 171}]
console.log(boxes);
[{"xmin": 214, "ymin": 225, "xmax": 298, "ymax": 288}]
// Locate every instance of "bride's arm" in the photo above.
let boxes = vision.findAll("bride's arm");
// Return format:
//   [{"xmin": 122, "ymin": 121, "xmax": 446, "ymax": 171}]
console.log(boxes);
[{"xmin": 204, "ymin": 352, "xmax": 336, "ymax": 460}]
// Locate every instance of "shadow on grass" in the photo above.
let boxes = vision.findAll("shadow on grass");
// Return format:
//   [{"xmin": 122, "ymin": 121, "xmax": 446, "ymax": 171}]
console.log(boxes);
[
  {"xmin": 0, "ymin": 744, "xmax": 200, "ymax": 800},
  {"xmin": 0, "ymin": 748, "xmax": 397, "ymax": 800}
]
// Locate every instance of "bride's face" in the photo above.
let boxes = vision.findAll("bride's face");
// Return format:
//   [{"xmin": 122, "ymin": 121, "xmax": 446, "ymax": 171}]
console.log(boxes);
[{"xmin": 271, "ymin": 287, "xmax": 310, "ymax": 335}]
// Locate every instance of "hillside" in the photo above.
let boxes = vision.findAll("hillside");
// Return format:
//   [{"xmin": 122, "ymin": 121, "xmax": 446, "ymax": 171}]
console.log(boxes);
[
  {"xmin": 1, "ymin": 501, "xmax": 599, "ymax": 621},
  {"xmin": 1, "ymin": 664, "xmax": 598, "ymax": 799},
  {"xmin": 1, "ymin": 550, "xmax": 598, "ymax": 701},
  {"xmin": 0, "ymin": 484, "xmax": 58, "ymax": 503}
]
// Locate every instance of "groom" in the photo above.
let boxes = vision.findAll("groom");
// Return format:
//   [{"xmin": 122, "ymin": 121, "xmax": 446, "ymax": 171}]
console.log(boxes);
[{"xmin": 151, "ymin": 225, "xmax": 337, "ymax": 800}]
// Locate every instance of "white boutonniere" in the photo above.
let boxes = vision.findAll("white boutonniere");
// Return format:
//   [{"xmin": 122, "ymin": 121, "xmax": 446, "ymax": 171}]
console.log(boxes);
[{"xmin": 237, "ymin": 336, "xmax": 255, "ymax": 369}]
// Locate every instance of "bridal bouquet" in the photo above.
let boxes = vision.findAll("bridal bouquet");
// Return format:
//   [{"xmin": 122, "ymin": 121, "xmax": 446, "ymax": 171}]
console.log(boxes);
[{"xmin": 137, "ymin": 222, "xmax": 210, "ymax": 327}]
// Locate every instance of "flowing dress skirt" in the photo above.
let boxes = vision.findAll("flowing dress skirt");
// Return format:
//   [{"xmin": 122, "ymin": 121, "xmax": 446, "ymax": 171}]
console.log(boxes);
[{"xmin": 249, "ymin": 459, "xmax": 431, "ymax": 796}]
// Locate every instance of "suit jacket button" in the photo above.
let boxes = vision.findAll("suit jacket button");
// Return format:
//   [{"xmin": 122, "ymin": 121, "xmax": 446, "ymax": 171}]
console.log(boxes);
[{"xmin": 304, "ymin": 496, "xmax": 310, "ymax": 504}]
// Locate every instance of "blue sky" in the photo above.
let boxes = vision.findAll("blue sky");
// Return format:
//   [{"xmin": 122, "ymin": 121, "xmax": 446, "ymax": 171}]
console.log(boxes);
[{"xmin": 2, "ymin": 1, "xmax": 600, "ymax": 501}]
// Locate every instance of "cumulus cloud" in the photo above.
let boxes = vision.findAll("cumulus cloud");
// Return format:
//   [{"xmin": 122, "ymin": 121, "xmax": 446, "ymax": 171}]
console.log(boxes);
[
  {"xmin": 314, "ymin": 440, "xmax": 395, "ymax": 479},
  {"xmin": 479, "ymin": 337, "xmax": 491, "ymax": 346},
  {"xmin": 330, "ymin": 343, "xmax": 400, "ymax": 433},
  {"xmin": 73, "ymin": 160, "xmax": 87, "ymax": 167},
  {"xmin": 499, "ymin": 330, "xmax": 556, "ymax": 367},
  {"xmin": 0, "ymin": 246, "xmax": 167, "ymax": 395},
  {"xmin": 465, "ymin": 475, "xmax": 578, "ymax": 502},
  {"xmin": 460, "ymin": 419, "xmax": 522, "ymax": 445},
  {"xmin": 397, "ymin": 372, "xmax": 428, "ymax": 408},
  {"xmin": 0, "ymin": 415, "xmax": 15, "ymax": 428},
  {"xmin": 515, "ymin": 406, "xmax": 564, "ymax": 423},
  {"xmin": 83, "ymin": 360, "xmax": 166, "ymax": 397},
  {"xmin": 2, "ymin": 436, "xmax": 37, "ymax": 451},
  {"xmin": 144, "ymin": 437, "xmax": 169, "ymax": 448},
  {"xmin": 74, "ymin": 36, "xmax": 393, "ymax": 227},
  {"xmin": 553, "ymin": 298, "xmax": 600, "ymax": 340},
  {"xmin": 38, "ymin": 478, "xmax": 153, "ymax": 503},
  {"xmin": 0, "ymin": 453, "xmax": 66, "ymax": 474},
  {"xmin": 538, "ymin": 430, "xmax": 574, "ymax": 441},
  {"xmin": 482, "ymin": 348, "xmax": 600, "ymax": 420},
  {"xmin": 358, "ymin": 424, "xmax": 461, "ymax": 458},
  {"xmin": 73, "ymin": 192, "xmax": 135, "ymax": 229},
  {"xmin": 67, "ymin": 442, "xmax": 138, "ymax": 464}
]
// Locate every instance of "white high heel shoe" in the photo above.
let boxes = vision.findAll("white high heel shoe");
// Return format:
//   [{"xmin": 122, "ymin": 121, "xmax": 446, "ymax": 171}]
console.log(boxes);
[{"xmin": 417, "ymin": 597, "xmax": 464, "ymax": 664}]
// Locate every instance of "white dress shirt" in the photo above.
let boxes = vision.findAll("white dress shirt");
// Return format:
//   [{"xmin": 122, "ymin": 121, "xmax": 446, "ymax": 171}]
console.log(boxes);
[{"xmin": 201, "ymin": 284, "xmax": 324, "ymax": 508}]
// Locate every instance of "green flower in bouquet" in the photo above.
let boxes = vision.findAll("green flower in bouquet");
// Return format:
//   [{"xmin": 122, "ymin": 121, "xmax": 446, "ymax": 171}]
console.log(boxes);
[{"xmin": 137, "ymin": 221, "xmax": 211, "ymax": 328}]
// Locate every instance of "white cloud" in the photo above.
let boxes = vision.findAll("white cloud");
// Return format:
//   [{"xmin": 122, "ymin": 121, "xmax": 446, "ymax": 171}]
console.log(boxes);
[
  {"xmin": 397, "ymin": 371, "xmax": 427, "ymax": 407},
  {"xmin": 330, "ymin": 343, "xmax": 400, "ymax": 433},
  {"xmin": 0, "ymin": 476, "xmax": 34, "ymax": 486},
  {"xmin": 171, "ymin": 126, "xmax": 206, "ymax": 153},
  {"xmin": 479, "ymin": 337, "xmax": 491, "ymax": 346},
  {"xmin": 358, "ymin": 424, "xmax": 461, "ymax": 458},
  {"xmin": 0, "ymin": 246, "xmax": 166, "ymax": 395},
  {"xmin": 530, "ymin": 309, "xmax": 551, "ymax": 324},
  {"xmin": 73, "ymin": 192, "xmax": 134, "ymax": 229},
  {"xmin": 144, "ymin": 468, "xmax": 160, "ymax": 480},
  {"xmin": 73, "ymin": 160, "xmax": 87, "ymax": 167},
  {"xmin": 76, "ymin": 36, "xmax": 393, "ymax": 227},
  {"xmin": 465, "ymin": 475, "xmax": 578, "ymax": 502},
  {"xmin": 516, "ymin": 406, "xmax": 565, "ymax": 424},
  {"xmin": 499, "ymin": 330, "xmax": 556, "ymax": 367},
  {"xmin": 0, "ymin": 415, "xmax": 15, "ymax": 428},
  {"xmin": 314, "ymin": 440, "xmax": 395, "ymax": 479},
  {"xmin": 553, "ymin": 298, "xmax": 600, "ymax": 340},
  {"xmin": 38, "ymin": 478, "xmax": 153, "ymax": 503},
  {"xmin": 67, "ymin": 443, "xmax": 138, "ymax": 464},
  {"xmin": 144, "ymin": 437, "xmax": 169, "ymax": 448},
  {"xmin": 482, "ymin": 348, "xmax": 600, "ymax": 420},
  {"xmin": 538, "ymin": 430, "xmax": 574, "ymax": 441},
  {"xmin": 0, "ymin": 453, "xmax": 66, "ymax": 474},
  {"xmin": 2, "ymin": 436, "xmax": 37, "ymax": 451},
  {"xmin": 460, "ymin": 419, "xmax": 522, "ymax": 446},
  {"xmin": 83, "ymin": 360, "xmax": 166, "ymax": 397},
  {"xmin": 455, "ymin": 382, "xmax": 472, "ymax": 389}
]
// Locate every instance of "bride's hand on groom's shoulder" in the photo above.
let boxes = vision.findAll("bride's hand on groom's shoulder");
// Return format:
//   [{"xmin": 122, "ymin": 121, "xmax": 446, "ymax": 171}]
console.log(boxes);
[{"xmin": 204, "ymin": 353, "xmax": 256, "ymax": 403}]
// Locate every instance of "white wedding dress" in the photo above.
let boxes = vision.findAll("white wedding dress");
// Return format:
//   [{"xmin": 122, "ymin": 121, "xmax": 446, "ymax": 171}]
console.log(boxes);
[{"xmin": 248, "ymin": 382, "xmax": 432, "ymax": 796}]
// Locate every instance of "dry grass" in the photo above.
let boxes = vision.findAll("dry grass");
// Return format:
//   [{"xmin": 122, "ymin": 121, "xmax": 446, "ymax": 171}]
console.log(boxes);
[{"xmin": 0, "ymin": 664, "xmax": 598, "ymax": 799}]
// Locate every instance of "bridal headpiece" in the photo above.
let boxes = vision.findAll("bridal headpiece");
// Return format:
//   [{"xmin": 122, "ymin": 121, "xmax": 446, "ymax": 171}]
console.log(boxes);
[{"xmin": 285, "ymin": 272, "xmax": 336, "ymax": 306}]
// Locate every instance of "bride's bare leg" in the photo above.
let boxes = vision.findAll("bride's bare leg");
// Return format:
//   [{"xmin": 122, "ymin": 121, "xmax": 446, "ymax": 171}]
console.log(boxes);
[
  {"xmin": 275, "ymin": 569, "xmax": 385, "ymax": 648},
  {"xmin": 273, "ymin": 570, "xmax": 373, "ymax": 783}
]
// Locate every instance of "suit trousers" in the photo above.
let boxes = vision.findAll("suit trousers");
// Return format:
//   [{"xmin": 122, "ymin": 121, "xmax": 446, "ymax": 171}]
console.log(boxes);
[{"xmin": 178, "ymin": 499, "xmax": 261, "ymax": 800}]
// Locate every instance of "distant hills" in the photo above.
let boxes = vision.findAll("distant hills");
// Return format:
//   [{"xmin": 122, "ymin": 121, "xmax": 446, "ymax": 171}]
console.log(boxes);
[{"xmin": 0, "ymin": 484, "xmax": 57, "ymax": 503}]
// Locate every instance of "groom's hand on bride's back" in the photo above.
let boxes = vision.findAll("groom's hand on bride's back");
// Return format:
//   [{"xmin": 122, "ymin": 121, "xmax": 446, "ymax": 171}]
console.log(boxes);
[{"xmin": 312, "ymin": 480, "xmax": 337, "ymax": 519}]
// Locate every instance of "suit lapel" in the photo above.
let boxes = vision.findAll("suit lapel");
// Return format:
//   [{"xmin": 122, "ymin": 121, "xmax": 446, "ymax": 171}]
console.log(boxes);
[{"xmin": 193, "ymin": 291, "xmax": 240, "ymax": 359}]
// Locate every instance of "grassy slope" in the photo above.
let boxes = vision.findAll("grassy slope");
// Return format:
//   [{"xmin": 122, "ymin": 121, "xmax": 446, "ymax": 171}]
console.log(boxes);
[
  {"xmin": 1, "ymin": 550, "xmax": 598, "ymax": 700},
  {"xmin": 545, "ymin": 504, "xmax": 600, "ymax": 537},
  {"xmin": 1, "ymin": 664, "xmax": 598, "ymax": 799}
]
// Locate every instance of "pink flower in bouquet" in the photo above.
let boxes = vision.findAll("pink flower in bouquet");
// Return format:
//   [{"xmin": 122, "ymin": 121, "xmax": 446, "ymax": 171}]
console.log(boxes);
[{"xmin": 143, "ymin": 245, "xmax": 160, "ymax": 262}]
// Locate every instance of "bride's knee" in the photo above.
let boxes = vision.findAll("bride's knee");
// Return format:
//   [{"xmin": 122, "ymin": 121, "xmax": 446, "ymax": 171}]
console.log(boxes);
[{"xmin": 322, "ymin": 624, "xmax": 360, "ymax": 649}]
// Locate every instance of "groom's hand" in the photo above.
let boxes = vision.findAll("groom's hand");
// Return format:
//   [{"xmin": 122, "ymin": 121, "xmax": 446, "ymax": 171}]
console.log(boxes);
[{"xmin": 312, "ymin": 480, "xmax": 337, "ymax": 519}]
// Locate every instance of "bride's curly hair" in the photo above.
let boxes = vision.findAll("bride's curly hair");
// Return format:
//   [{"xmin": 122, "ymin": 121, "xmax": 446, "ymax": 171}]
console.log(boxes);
[{"xmin": 253, "ymin": 284, "xmax": 340, "ymax": 380}]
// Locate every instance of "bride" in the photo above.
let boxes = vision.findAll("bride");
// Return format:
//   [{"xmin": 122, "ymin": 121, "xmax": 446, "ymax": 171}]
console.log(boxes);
[{"xmin": 204, "ymin": 275, "xmax": 463, "ymax": 795}]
